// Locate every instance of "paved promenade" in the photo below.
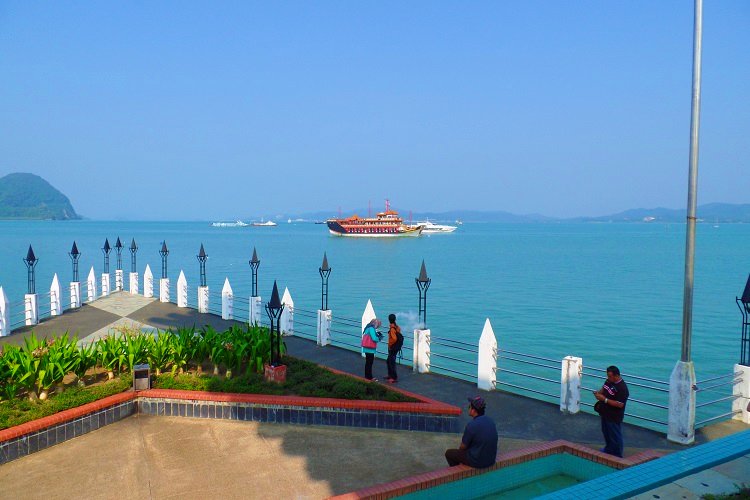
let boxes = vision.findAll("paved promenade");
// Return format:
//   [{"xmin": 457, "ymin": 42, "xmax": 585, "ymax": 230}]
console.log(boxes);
[{"xmin": 2, "ymin": 292, "xmax": 748, "ymax": 498}]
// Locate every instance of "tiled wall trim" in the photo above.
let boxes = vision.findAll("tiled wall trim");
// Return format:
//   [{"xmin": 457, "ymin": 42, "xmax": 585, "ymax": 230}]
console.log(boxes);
[
  {"xmin": 136, "ymin": 397, "xmax": 460, "ymax": 433},
  {"xmin": 0, "ymin": 401, "xmax": 135, "ymax": 466}
]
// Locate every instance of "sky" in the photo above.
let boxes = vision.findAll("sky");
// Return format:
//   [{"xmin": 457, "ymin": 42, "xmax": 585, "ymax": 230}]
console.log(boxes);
[{"xmin": 1, "ymin": 1, "xmax": 748, "ymax": 220}]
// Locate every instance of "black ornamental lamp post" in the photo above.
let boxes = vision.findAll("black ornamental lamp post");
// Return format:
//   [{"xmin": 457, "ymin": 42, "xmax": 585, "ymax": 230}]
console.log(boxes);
[
  {"xmin": 23, "ymin": 245, "xmax": 38, "ymax": 294},
  {"xmin": 160, "ymin": 241, "xmax": 169, "ymax": 279},
  {"xmin": 197, "ymin": 244, "xmax": 207, "ymax": 287},
  {"xmin": 415, "ymin": 260, "xmax": 431, "ymax": 328},
  {"xmin": 69, "ymin": 241, "xmax": 81, "ymax": 282},
  {"xmin": 319, "ymin": 252, "xmax": 331, "ymax": 311},
  {"xmin": 115, "ymin": 237, "xmax": 123, "ymax": 270},
  {"xmin": 737, "ymin": 274, "xmax": 750, "ymax": 366},
  {"xmin": 249, "ymin": 247, "xmax": 260, "ymax": 297},
  {"xmin": 102, "ymin": 238, "xmax": 111, "ymax": 274},
  {"xmin": 265, "ymin": 281, "xmax": 284, "ymax": 366},
  {"xmin": 129, "ymin": 239, "xmax": 138, "ymax": 273}
]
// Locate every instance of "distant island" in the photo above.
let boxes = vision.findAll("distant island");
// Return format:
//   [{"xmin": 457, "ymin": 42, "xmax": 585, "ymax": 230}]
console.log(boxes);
[
  {"xmin": 0, "ymin": 173, "xmax": 80, "ymax": 220},
  {"xmin": 285, "ymin": 202, "xmax": 750, "ymax": 224}
]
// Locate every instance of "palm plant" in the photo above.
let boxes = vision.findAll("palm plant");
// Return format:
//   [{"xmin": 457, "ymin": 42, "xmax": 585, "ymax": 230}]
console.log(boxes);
[
  {"xmin": 123, "ymin": 331, "xmax": 149, "ymax": 373},
  {"xmin": 147, "ymin": 332, "xmax": 172, "ymax": 376},
  {"xmin": 98, "ymin": 335, "xmax": 124, "ymax": 379},
  {"xmin": 170, "ymin": 327, "xmax": 195, "ymax": 375},
  {"xmin": 74, "ymin": 341, "xmax": 99, "ymax": 386}
]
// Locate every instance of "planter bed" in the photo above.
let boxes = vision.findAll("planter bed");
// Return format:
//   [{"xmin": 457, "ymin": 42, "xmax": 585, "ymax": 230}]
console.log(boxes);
[{"xmin": 0, "ymin": 368, "xmax": 460, "ymax": 466}]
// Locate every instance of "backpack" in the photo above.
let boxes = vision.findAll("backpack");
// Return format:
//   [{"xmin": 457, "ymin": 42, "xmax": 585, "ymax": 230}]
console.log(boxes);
[{"xmin": 393, "ymin": 329, "xmax": 404, "ymax": 352}]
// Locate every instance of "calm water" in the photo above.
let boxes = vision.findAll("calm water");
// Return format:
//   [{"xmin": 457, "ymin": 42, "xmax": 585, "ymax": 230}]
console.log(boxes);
[{"xmin": 1, "ymin": 220, "xmax": 748, "ymax": 419}]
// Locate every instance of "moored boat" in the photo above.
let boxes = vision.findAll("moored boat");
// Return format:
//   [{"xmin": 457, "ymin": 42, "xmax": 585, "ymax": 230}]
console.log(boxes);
[{"xmin": 327, "ymin": 200, "xmax": 423, "ymax": 238}]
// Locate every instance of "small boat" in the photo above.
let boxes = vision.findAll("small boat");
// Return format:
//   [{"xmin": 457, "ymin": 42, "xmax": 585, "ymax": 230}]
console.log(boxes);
[
  {"xmin": 418, "ymin": 221, "xmax": 457, "ymax": 233},
  {"xmin": 211, "ymin": 220, "xmax": 248, "ymax": 227},
  {"xmin": 252, "ymin": 220, "xmax": 277, "ymax": 227},
  {"xmin": 455, "ymin": 219, "xmax": 463, "ymax": 225},
  {"xmin": 327, "ymin": 200, "xmax": 423, "ymax": 238}
]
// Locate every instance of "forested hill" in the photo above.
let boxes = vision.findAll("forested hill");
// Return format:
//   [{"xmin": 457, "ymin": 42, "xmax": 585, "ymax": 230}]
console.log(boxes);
[{"xmin": 0, "ymin": 173, "xmax": 80, "ymax": 220}]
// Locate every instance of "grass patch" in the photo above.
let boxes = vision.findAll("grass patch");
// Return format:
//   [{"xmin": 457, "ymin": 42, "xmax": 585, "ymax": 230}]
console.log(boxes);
[
  {"xmin": 703, "ymin": 486, "xmax": 750, "ymax": 499},
  {"xmin": 0, "ymin": 377, "xmax": 131, "ymax": 430},
  {"xmin": 154, "ymin": 356, "xmax": 417, "ymax": 403}
]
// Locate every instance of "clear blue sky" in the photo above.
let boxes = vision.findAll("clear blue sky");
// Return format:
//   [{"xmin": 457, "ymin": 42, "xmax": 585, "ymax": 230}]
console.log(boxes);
[{"xmin": 1, "ymin": 1, "xmax": 747, "ymax": 220}]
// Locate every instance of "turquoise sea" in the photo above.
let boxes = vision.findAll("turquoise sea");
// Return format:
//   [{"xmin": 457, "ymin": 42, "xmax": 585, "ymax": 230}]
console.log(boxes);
[{"xmin": 1, "ymin": 220, "xmax": 748, "ymax": 426}]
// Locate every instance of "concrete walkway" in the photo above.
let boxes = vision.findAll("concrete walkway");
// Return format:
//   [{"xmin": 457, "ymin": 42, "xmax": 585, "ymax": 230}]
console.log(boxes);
[{"xmin": 2, "ymin": 292, "xmax": 749, "ymax": 498}]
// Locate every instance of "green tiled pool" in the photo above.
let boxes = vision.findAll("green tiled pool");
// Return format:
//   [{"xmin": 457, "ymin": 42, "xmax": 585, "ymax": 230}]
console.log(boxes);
[{"xmin": 398, "ymin": 453, "xmax": 617, "ymax": 500}]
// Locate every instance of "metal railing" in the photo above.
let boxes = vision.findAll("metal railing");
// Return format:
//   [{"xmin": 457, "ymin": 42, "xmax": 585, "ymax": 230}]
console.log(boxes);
[{"xmin": 694, "ymin": 371, "xmax": 744, "ymax": 428}]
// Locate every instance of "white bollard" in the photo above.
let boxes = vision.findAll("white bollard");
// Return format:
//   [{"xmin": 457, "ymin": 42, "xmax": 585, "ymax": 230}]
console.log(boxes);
[
  {"xmin": 560, "ymin": 356, "xmax": 583, "ymax": 414},
  {"xmin": 101, "ymin": 273, "xmax": 110, "ymax": 297},
  {"xmin": 732, "ymin": 364, "xmax": 750, "ymax": 424},
  {"xmin": 249, "ymin": 296, "xmax": 262, "ymax": 325},
  {"xmin": 198, "ymin": 286, "xmax": 209, "ymax": 313},
  {"xmin": 25, "ymin": 293, "xmax": 38, "ymax": 326},
  {"xmin": 160, "ymin": 278, "xmax": 170, "ymax": 303},
  {"xmin": 414, "ymin": 329, "xmax": 431, "ymax": 373},
  {"xmin": 221, "ymin": 278, "xmax": 233, "ymax": 320},
  {"xmin": 115, "ymin": 269, "xmax": 123, "ymax": 291},
  {"xmin": 0, "ymin": 287, "xmax": 8, "ymax": 336},
  {"xmin": 70, "ymin": 281, "xmax": 81, "ymax": 309},
  {"xmin": 478, "ymin": 318, "xmax": 498, "ymax": 391},
  {"xmin": 317, "ymin": 309, "xmax": 332, "ymax": 346},
  {"xmin": 177, "ymin": 271, "xmax": 188, "ymax": 308},
  {"xmin": 143, "ymin": 265, "xmax": 153, "ymax": 298},
  {"xmin": 50, "ymin": 274, "xmax": 62, "ymax": 316},
  {"xmin": 87, "ymin": 267, "xmax": 97, "ymax": 302},
  {"xmin": 361, "ymin": 300, "xmax": 376, "ymax": 358},
  {"xmin": 280, "ymin": 287, "xmax": 294, "ymax": 335},
  {"xmin": 129, "ymin": 272, "xmax": 139, "ymax": 295},
  {"xmin": 668, "ymin": 360, "xmax": 696, "ymax": 444}
]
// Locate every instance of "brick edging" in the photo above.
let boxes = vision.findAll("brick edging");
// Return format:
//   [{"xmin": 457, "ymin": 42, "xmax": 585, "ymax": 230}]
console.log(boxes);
[{"xmin": 331, "ymin": 439, "xmax": 665, "ymax": 499}]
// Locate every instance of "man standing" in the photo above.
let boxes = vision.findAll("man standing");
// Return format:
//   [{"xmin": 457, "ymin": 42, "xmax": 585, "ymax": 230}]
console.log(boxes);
[
  {"xmin": 594, "ymin": 365, "xmax": 629, "ymax": 458},
  {"xmin": 445, "ymin": 396, "xmax": 498, "ymax": 468}
]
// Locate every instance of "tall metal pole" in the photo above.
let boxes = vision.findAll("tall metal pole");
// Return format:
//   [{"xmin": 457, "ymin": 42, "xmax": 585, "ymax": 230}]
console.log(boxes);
[{"xmin": 680, "ymin": 0, "xmax": 703, "ymax": 363}]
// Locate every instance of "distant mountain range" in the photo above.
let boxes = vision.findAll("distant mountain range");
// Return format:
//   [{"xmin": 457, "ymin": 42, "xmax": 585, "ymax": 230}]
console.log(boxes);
[
  {"xmin": 286, "ymin": 203, "xmax": 750, "ymax": 224},
  {"xmin": 0, "ymin": 173, "xmax": 80, "ymax": 220}
]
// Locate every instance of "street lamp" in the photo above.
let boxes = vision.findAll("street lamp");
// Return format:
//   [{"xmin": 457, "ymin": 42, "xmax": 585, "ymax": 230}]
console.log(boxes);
[
  {"xmin": 160, "ymin": 241, "xmax": 169, "ymax": 279},
  {"xmin": 265, "ymin": 281, "xmax": 284, "ymax": 366},
  {"xmin": 23, "ymin": 245, "xmax": 38, "ymax": 294},
  {"xmin": 249, "ymin": 247, "xmax": 260, "ymax": 297},
  {"xmin": 737, "ymin": 274, "xmax": 750, "ymax": 366},
  {"xmin": 319, "ymin": 252, "xmax": 331, "ymax": 311},
  {"xmin": 69, "ymin": 241, "xmax": 81, "ymax": 282},
  {"xmin": 197, "ymin": 244, "xmax": 207, "ymax": 287},
  {"xmin": 415, "ymin": 260, "xmax": 431, "ymax": 327},
  {"xmin": 115, "ymin": 237, "xmax": 123, "ymax": 270},
  {"xmin": 102, "ymin": 238, "xmax": 111, "ymax": 274},
  {"xmin": 129, "ymin": 239, "xmax": 138, "ymax": 273}
]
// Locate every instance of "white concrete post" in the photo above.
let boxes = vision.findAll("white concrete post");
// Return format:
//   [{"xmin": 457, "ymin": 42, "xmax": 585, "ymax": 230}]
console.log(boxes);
[
  {"xmin": 143, "ymin": 265, "xmax": 154, "ymax": 298},
  {"xmin": 0, "ymin": 287, "xmax": 8, "ymax": 336},
  {"xmin": 361, "ymin": 300, "xmax": 376, "ymax": 358},
  {"xmin": 50, "ymin": 274, "xmax": 62, "ymax": 316},
  {"xmin": 560, "ymin": 356, "xmax": 583, "ymax": 414},
  {"xmin": 25, "ymin": 293, "xmax": 38, "ymax": 325},
  {"xmin": 129, "ymin": 272, "xmax": 139, "ymax": 295},
  {"xmin": 732, "ymin": 364, "xmax": 750, "ymax": 424},
  {"xmin": 86, "ymin": 267, "xmax": 97, "ymax": 302},
  {"xmin": 115, "ymin": 269, "xmax": 123, "ymax": 291},
  {"xmin": 70, "ymin": 281, "xmax": 81, "ymax": 309},
  {"xmin": 198, "ymin": 286, "xmax": 209, "ymax": 313},
  {"xmin": 668, "ymin": 360, "xmax": 696, "ymax": 444},
  {"xmin": 414, "ymin": 329, "xmax": 431, "ymax": 373},
  {"xmin": 478, "ymin": 318, "xmax": 498, "ymax": 391},
  {"xmin": 221, "ymin": 278, "xmax": 233, "ymax": 320},
  {"xmin": 280, "ymin": 287, "xmax": 294, "ymax": 335},
  {"xmin": 101, "ymin": 273, "xmax": 110, "ymax": 297},
  {"xmin": 177, "ymin": 271, "xmax": 188, "ymax": 308},
  {"xmin": 317, "ymin": 309, "xmax": 332, "ymax": 346},
  {"xmin": 159, "ymin": 278, "xmax": 170, "ymax": 303},
  {"xmin": 249, "ymin": 296, "xmax": 262, "ymax": 325}
]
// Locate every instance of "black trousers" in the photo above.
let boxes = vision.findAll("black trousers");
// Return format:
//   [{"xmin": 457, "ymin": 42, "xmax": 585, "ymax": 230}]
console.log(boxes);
[
  {"xmin": 387, "ymin": 347, "xmax": 398, "ymax": 380},
  {"xmin": 364, "ymin": 353, "xmax": 375, "ymax": 380},
  {"xmin": 445, "ymin": 448, "xmax": 470, "ymax": 467}
]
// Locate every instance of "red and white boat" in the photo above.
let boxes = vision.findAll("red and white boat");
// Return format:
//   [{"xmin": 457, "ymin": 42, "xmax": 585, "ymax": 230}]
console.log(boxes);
[{"xmin": 326, "ymin": 201, "xmax": 423, "ymax": 238}]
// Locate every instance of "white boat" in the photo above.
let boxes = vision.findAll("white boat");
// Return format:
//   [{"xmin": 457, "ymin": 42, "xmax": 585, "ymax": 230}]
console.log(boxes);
[
  {"xmin": 211, "ymin": 220, "xmax": 248, "ymax": 227},
  {"xmin": 418, "ymin": 221, "xmax": 457, "ymax": 233},
  {"xmin": 252, "ymin": 220, "xmax": 277, "ymax": 227}
]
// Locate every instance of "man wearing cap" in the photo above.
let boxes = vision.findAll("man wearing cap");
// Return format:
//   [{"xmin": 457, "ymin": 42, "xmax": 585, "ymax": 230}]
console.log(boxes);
[{"xmin": 445, "ymin": 396, "xmax": 498, "ymax": 468}]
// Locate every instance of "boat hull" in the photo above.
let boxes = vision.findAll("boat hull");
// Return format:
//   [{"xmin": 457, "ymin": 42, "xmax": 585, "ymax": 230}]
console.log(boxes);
[{"xmin": 327, "ymin": 221, "xmax": 423, "ymax": 237}]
